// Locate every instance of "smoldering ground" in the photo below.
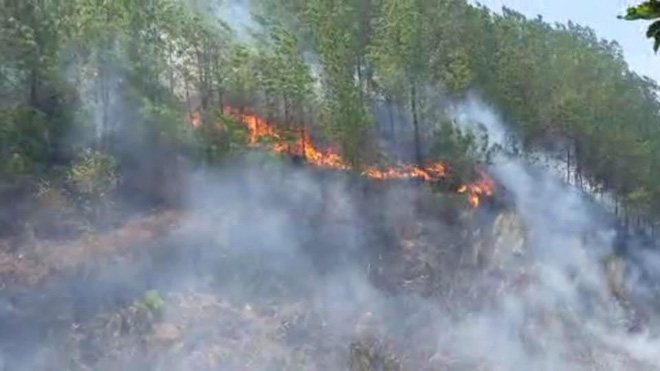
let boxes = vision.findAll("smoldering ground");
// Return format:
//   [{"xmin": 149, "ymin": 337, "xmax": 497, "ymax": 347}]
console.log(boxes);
[
  {"xmin": 4, "ymin": 44, "xmax": 660, "ymax": 368},
  {"xmin": 9, "ymin": 0, "xmax": 660, "ymax": 367},
  {"xmin": 448, "ymin": 95, "xmax": 660, "ymax": 369},
  {"xmin": 3, "ymin": 139, "xmax": 660, "ymax": 370},
  {"xmin": 0, "ymin": 152, "xmax": 475, "ymax": 370}
]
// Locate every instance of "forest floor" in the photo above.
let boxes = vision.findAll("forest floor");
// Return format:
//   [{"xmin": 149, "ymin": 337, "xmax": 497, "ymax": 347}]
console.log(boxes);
[
  {"xmin": 0, "ymin": 168, "xmax": 658, "ymax": 371},
  {"xmin": 0, "ymin": 169, "xmax": 478, "ymax": 370}
]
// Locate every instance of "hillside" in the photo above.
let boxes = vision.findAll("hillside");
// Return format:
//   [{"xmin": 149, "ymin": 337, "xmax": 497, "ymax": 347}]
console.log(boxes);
[
  {"xmin": 0, "ymin": 157, "xmax": 658, "ymax": 370},
  {"xmin": 4, "ymin": 0, "xmax": 660, "ymax": 370}
]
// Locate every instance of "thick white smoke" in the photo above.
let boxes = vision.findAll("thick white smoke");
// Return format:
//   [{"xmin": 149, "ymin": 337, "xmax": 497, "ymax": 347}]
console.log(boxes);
[
  {"xmin": 448, "ymin": 94, "xmax": 660, "ymax": 369},
  {"xmin": 8, "ymin": 97, "xmax": 660, "ymax": 369}
]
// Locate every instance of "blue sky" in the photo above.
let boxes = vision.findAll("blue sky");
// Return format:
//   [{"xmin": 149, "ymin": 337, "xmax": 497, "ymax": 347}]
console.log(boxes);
[{"xmin": 472, "ymin": 0, "xmax": 660, "ymax": 83}]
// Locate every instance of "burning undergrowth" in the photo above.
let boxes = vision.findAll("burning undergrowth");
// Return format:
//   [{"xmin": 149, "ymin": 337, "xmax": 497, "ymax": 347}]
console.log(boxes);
[
  {"xmin": 199, "ymin": 107, "xmax": 495, "ymax": 208},
  {"xmin": 0, "ymin": 155, "xmax": 485, "ymax": 369}
]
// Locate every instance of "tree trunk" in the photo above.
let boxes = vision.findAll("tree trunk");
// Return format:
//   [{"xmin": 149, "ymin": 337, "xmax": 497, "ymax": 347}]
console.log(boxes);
[
  {"xmin": 574, "ymin": 139, "xmax": 582, "ymax": 190},
  {"xmin": 283, "ymin": 93, "xmax": 290, "ymax": 154},
  {"xmin": 218, "ymin": 89, "xmax": 224, "ymax": 114},
  {"xmin": 386, "ymin": 96, "xmax": 395, "ymax": 139},
  {"xmin": 652, "ymin": 223, "xmax": 656, "ymax": 240},
  {"xmin": 213, "ymin": 48, "xmax": 223, "ymax": 110},
  {"xmin": 196, "ymin": 46, "xmax": 208, "ymax": 111},
  {"xmin": 566, "ymin": 146, "xmax": 571, "ymax": 184},
  {"xmin": 411, "ymin": 84, "xmax": 422, "ymax": 166},
  {"xmin": 356, "ymin": 56, "xmax": 363, "ymax": 100},
  {"xmin": 299, "ymin": 104, "xmax": 306, "ymax": 160},
  {"xmin": 184, "ymin": 75, "xmax": 193, "ymax": 123},
  {"xmin": 615, "ymin": 195, "xmax": 619, "ymax": 217},
  {"xmin": 100, "ymin": 59, "xmax": 110, "ymax": 151},
  {"xmin": 29, "ymin": 67, "xmax": 39, "ymax": 109},
  {"xmin": 169, "ymin": 44, "xmax": 175, "ymax": 95}
]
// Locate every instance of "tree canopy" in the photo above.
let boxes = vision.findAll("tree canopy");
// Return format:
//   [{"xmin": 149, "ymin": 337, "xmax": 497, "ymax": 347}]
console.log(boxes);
[{"xmin": 3, "ymin": 0, "xmax": 660, "ymax": 229}]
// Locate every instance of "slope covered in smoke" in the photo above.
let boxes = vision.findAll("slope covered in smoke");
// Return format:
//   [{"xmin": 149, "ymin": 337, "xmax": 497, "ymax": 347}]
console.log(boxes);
[
  {"xmin": 448, "ymin": 95, "xmax": 660, "ymax": 369},
  {"xmin": 0, "ymin": 154, "xmax": 477, "ymax": 369},
  {"xmin": 5, "ymin": 0, "xmax": 660, "ymax": 370},
  {"xmin": 1, "ymin": 142, "xmax": 660, "ymax": 370}
]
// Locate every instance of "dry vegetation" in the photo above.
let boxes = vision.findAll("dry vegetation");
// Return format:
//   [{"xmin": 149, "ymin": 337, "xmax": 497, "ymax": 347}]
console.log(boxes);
[{"xmin": 0, "ymin": 170, "xmax": 657, "ymax": 370}]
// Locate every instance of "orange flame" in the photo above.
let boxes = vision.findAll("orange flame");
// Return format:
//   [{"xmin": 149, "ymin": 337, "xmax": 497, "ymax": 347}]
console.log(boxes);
[
  {"xmin": 363, "ymin": 163, "xmax": 446, "ymax": 181},
  {"xmin": 225, "ymin": 107, "xmax": 350, "ymax": 170},
  {"xmin": 191, "ymin": 112, "xmax": 202, "ymax": 128},
  {"xmin": 198, "ymin": 107, "xmax": 494, "ymax": 207},
  {"xmin": 457, "ymin": 170, "xmax": 495, "ymax": 207}
]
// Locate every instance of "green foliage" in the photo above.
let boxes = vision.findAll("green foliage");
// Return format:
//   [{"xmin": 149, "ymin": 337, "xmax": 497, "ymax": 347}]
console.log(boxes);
[
  {"xmin": 430, "ymin": 118, "xmax": 494, "ymax": 182},
  {"xmin": 139, "ymin": 98, "xmax": 185, "ymax": 140},
  {"xmin": 620, "ymin": 1, "xmax": 660, "ymax": 20},
  {"xmin": 0, "ymin": 106, "xmax": 50, "ymax": 174},
  {"xmin": 66, "ymin": 149, "xmax": 118, "ymax": 198},
  {"xmin": 4, "ymin": 0, "xmax": 660, "ymax": 227},
  {"xmin": 627, "ymin": 187, "xmax": 653, "ymax": 217},
  {"xmin": 7, "ymin": 153, "xmax": 28, "ymax": 174},
  {"xmin": 293, "ymin": 0, "xmax": 374, "ymax": 166},
  {"xmin": 442, "ymin": 50, "xmax": 474, "ymax": 95},
  {"xmin": 349, "ymin": 336, "xmax": 402, "ymax": 371},
  {"xmin": 194, "ymin": 110, "xmax": 250, "ymax": 163},
  {"xmin": 619, "ymin": 1, "xmax": 660, "ymax": 51},
  {"xmin": 66, "ymin": 149, "xmax": 118, "ymax": 220},
  {"xmin": 140, "ymin": 290, "xmax": 165, "ymax": 314},
  {"xmin": 126, "ymin": 290, "xmax": 166, "ymax": 332}
]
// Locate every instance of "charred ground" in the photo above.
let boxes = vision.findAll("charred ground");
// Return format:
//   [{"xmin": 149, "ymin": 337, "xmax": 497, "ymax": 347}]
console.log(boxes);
[
  {"xmin": 0, "ymin": 157, "xmax": 498, "ymax": 370},
  {"xmin": 1, "ymin": 152, "xmax": 659, "ymax": 371}
]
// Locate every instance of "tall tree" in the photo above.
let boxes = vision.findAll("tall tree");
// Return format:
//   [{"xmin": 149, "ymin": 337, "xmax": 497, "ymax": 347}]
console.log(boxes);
[{"xmin": 370, "ymin": 0, "xmax": 432, "ymax": 165}]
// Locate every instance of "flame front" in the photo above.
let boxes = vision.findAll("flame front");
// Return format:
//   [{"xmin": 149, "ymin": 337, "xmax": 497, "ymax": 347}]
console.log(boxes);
[
  {"xmin": 457, "ymin": 170, "xmax": 495, "ymax": 207},
  {"xmin": 363, "ymin": 163, "xmax": 446, "ymax": 181},
  {"xmin": 196, "ymin": 108, "xmax": 494, "ymax": 207}
]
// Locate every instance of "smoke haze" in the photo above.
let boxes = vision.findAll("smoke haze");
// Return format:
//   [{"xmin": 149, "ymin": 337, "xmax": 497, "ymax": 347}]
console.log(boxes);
[
  {"xmin": 4, "ymin": 2, "xmax": 660, "ymax": 368},
  {"xmin": 4, "ymin": 101, "xmax": 660, "ymax": 369}
]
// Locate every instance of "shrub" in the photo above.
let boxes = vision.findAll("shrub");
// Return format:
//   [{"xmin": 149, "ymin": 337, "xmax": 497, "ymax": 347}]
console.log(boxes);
[
  {"xmin": 134, "ymin": 290, "xmax": 166, "ymax": 327},
  {"xmin": 192, "ymin": 109, "xmax": 250, "ymax": 164},
  {"xmin": 66, "ymin": 149, "xmax": 119, "ymax": 221},
  {"xmin": 0, "ymin": 106, "xmax": 49, "ymax": 174},
  {"xmin": 141, "ymin": 290, "xmax": 165, "ymax": 314},
  {"xmin": 7, "ymin": 153, "xmax": 28, "ymax": 174},
  {"xmin": 430, "ymin": 118, "xmax": 496, "ymax": 182}
]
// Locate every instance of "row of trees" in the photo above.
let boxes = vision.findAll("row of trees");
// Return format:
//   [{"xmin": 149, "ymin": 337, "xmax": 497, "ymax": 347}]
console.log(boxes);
[
  {"xmin": 255, "ymin": 0, "xmax": 660, "ymax": 227},
  {"xmin": 478, "ymin": 8, "xmax": 660, "ymax": 226},
  {"xmin": 3, "ymin": 0, "xmax": 660, "ymax": 227}
]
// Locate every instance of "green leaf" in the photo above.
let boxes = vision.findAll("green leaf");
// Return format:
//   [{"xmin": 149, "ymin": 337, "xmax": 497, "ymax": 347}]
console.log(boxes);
[
  {"xmin": 620, "ymin": 1, "xmax": 660, "ymax": 20},
  {"xmin": 647, "ymin": 20, "xmax": 660, "ymax": 37}
]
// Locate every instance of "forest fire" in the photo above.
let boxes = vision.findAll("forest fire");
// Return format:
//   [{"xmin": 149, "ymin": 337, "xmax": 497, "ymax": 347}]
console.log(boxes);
[
  {"xmin": 224, "ymin": 107, "xmax": 351, "ymax": 170},
  {"xmin": 458, "ymin": 170, "xmax": 495, "ymax": 207},
  {"xmin": 199, "ymin": 108, "xmax": 495, "ymax": 207},
  {"xmin": 191, "ymin": 112, "xmax": 202, "ymax": 128},
  {"xmin": 362, "ymin": 163, "xmax": 447, "ymax": 181}
]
